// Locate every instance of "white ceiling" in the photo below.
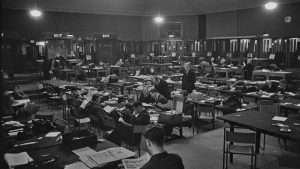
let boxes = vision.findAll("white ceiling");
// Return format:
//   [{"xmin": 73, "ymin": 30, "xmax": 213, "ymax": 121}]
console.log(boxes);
[{"xmin": 2, "ymin": 0, "xmax": 300, "ymax": 16}]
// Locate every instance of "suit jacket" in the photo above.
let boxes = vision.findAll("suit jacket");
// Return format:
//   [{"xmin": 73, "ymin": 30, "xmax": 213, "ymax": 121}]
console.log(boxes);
[
  {"xmin": 182, "ymin": 70, "xmax": 196, "ymax": 93},
  {"xmin": 123, "ymin": 109, "xmax": 150, "ymax": 125},
  {"xmin": 155, "ymin": 79, "xmax": 171, "ymax": 100},
  {"xmin": 141, "ymin": 151, "xmax": 184, "ymax": 169},
  {"xmin": 86, "ymin": 101, "xmax": 108, "ymax": 118}
]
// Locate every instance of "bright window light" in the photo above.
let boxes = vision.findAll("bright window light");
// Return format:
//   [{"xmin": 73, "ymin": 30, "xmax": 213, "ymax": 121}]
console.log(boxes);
[
  {"xmin": 264, "ymin": 1, "xmax": 278, "ymax": 10},
  {"xmin": 154, "ymin": 16, "xmax": 164, "ymax": 23},
  {"xmin": 30, "ymin": 9, "xmax": 42, "ymax": 17}
]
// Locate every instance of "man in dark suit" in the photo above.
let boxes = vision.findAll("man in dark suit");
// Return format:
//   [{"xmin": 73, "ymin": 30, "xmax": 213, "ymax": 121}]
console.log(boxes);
[
  {"xmin": 141, "ymin": 126, "xmax": 184, "ymax": 169},
  {"xmin": 152, "ymin": 76, "xmax": 171, "ymax": 100},
  {"xmin": 105, "ymin": 101, "xmax": 150, "ymax": 146},
  {"xmin": 182, "ymin": 62, "xmax": 196, "ymax": 93}
]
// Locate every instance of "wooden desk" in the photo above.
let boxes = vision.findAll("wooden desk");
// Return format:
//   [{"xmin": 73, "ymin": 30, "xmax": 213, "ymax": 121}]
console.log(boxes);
[
  {"xmin": 60, "ymin": 69, "xmax": 77, "ymax": 81},
  {"xmin": 109, "ymin": 66, "xmax": 128, "ymax": 76},
  {"xmin": 252, "ymin": 70, "xmax": 293, "ymax": 81},
  {"xmin": 214, "ymin": 67, "xmax": 237, "ymax": 78}
]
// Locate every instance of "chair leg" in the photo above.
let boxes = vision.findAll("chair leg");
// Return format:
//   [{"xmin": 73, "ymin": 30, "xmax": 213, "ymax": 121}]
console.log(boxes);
[
  {"xmin": 223, "ymin": 152, "xmax": 225, "ymax": 169},
  {"xmin": 250, "ymin": 154, "xmax": 253, "ymax": 168},
  {"xmin": 261, "ymin": 134, "xmax": 266, "ymax": 150}
]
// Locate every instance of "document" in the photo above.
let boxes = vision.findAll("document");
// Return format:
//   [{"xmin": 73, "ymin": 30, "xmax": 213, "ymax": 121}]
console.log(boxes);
[
  {"xmin": 272, "ymin": 116, "xmax": 287, "ymax": 121},
  {"xmin": 122, "ymin": 153, "xmax": 151, "ymax": 169},
  {"xmin": 4, "ymin": 152, "xmax": 33, "ymax": 168},
  {"xmin": 104, "ymin": 106, "xmax": 116, "ymax": 113},
  {"xmin": 45, "ymin": 131, "xmax": 61, "ymax": 137},
  {"xmin": 64, "ymin": 162, "xmax": 89, "ymax": 169},
  {"xmin": 88, "ymin": 147, "xmax": 136, "ymax": 166},
  {"xmin": 72, "ymin": 147, "xmax": 96, "ymax": 157},
  {"xmin": 80, "ymin": 100, "xmax": 89, "ymax": 109}
]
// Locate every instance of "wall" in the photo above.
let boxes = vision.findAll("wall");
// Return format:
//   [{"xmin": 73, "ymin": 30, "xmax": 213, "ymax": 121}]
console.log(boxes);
[
  {"xmin": 206, "ymin": 3, "xmax": 300, "ymax": 38},
  {"xmin": 142, "ymin": 15, "xmax": 199, "ymax": 40},
  {"xmin": 1, "ymin": 9, "xmax": 143, "ymax": 40}
]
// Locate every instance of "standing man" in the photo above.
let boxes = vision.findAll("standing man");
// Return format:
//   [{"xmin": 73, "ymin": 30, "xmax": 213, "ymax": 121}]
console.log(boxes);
[
  {"xmin": 141, "ymin": 126, "xmax": 185, "ymax": 169},
  {"xmin": 182, "ymin": 62, "xmax": 196, "ymax": 93}
]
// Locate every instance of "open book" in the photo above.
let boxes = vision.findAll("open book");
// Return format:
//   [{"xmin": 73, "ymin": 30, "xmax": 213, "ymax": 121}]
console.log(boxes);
[{"xmin": 122, "ymin": 153, "xmax": 150, "ymax": 169}]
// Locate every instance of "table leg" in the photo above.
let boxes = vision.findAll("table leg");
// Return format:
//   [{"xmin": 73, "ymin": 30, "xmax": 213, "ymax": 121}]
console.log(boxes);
[
  {"xmin": 230, "ymin": 125, "xmax": 234, "ymax": 163},
  {"xmin": 256, "ymin": 131, "xmax": 261, "ymax": 154}
]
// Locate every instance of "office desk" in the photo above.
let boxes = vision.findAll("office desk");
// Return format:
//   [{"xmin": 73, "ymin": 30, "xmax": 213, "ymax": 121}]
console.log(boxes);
[
  {"xmin": 252, "ymin": 70, "xmax": 293, "ymax": 80},
  {"xmin": 218, "ymin": 110, "xmax": 300, "ymax": 161},
  {"xmin": 109, "ymin": 66, "xmax": 128, "ymax": 76},
  {"xmin": 279, "ymin": 98, "xmax": 300, "ymax": 116},
  {"xmin": 26, "ymin": 139, "xmax": 118, "ymax": 168},
  {"xmin": 214, "ymin": 67, "xmax": 237, "ymax": 78}
]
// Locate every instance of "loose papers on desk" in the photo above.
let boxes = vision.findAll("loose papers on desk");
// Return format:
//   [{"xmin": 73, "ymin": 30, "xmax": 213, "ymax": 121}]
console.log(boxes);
[
  {"xmin": 65, "ymin": 162, "xmax": 89, "ymax": 169},
  {"xmin": 122, "ymin": 153, "xmax": 150, "ymax": 169},
  {"xmin": 272, "ymin": 116, "xmax": 287, "ymax": 122},
  {"xmin": 45, "ymin": 131, "xmax": 61, "ymax": 137},
  {"xmin": 4, "ymin": 152, "xmax": 33, "ymax": 168},
  {"xmin": 87, "ymin": 147, "xmax": 136, "ymax": 167},
  {"xmin": 104, "ymin": 106, "xmax": 116, "ymax": 113}
]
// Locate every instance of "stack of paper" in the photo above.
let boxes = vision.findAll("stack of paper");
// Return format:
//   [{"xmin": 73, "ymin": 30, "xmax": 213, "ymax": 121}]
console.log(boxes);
[
  {"xmin": 45, "ymin": 131, "xmax": 61, "ymax": 137},
  {"xmin": 4, "ymin": 152, "xmax": 33, "ymax": 168}
]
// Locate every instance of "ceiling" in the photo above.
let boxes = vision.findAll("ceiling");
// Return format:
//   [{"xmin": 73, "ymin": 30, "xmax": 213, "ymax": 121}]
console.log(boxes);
[{"xmin": 2, "ymin": 0, "xmax": 300, "ymax": 16}]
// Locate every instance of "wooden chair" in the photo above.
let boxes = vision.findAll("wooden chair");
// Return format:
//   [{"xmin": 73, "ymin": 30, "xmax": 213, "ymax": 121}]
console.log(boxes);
[
  {"xmin": 223, "ymin": 127, "xmax": 257, "ymax": 169},
  {"xmin": 124, "ymin": 124, "xmax": 151, "ymax": 157},
  {"xmin": 195, "ymin": 103, "xmax": 215, "ymax": 133},
  {"xmin": 53, "ymin": 118, "xmax": 68, "ymax": 133},
  {"xmin": 69, "ymin": 105, "xmax": 91, "ymax": 131}
]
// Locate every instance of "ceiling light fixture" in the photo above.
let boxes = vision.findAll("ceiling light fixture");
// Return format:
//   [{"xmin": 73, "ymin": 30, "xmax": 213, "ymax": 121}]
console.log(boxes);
[
  {"xmin": 29, "ymin": 0, "xmax": 42, "ymax": 18},
  {"xmin": 264, "ymin": 1, "xmax": 278, "ymax": 10},
  {"xmin": 154, "ymin": 16, "xmax": 164, "ymax": 23}
]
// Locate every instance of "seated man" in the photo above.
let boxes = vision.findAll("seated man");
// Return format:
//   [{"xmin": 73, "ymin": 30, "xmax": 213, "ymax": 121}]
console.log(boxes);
[
  {"xmin": 67, "ymin": 88, "xmax": 82, "ymax": 107},
  {"xmin": 277, "ymin": 79, "xmax": 290, "ymax": 93},
  {"xmin": 105, "ymin": 101, "xmax": 150, "ymax": 146},
  {"xmin": 152, "ymin": 76, "xmax": 171, "ymax": 100},
  {"xmin": 261, "ymin": 80, "xmax": 279, "ymax": 93},
  {"xmin": 149, "ymin": 89, "xmax": 168, "ymax": 105},
  {"xmin": 85, "ymin": 94, "xmax": 119, "ymax": 121},
  {"xmin": 11, "ymin": 85, "xmax": 28, "ymax": 100},
  {"xmin": 141, "ymin": 126, "xmax": 184, "ymax": 169}
]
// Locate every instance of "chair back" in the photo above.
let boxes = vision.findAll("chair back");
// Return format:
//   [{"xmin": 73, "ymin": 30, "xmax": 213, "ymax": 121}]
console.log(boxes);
[
  {"xmin": 53, "ymin": 118, "xmax": 67, "ymax": 133},
  {"xmin": 258, "ymin": 100, "xmax": 278, "ymax": 114},
  {"xmin": 173, "ymin": 95, "xmax": 184, "ymax": 113},
  {"xmin": 225, "ymin": 131, "xmax": 256, "ymax": 144},
  {"xmin": 197, "ymin": 104, "xmax": 215, "ymax": 120},
  {"xmin": 133, "ymin": 124, "xmax": 151, "ymax": 134},
  {"xmin": 100, "ymin": 116, "xmax": 116, "ymax": 129},
  {"xmin": 243, "ymin": 95, "xmax": 256, "ymax": 104}
]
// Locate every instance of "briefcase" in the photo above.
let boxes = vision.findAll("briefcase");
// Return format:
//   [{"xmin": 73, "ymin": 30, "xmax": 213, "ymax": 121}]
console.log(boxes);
[{"xmin": 62, "ymin": 130, "xmax": 97, "ymax": 149}]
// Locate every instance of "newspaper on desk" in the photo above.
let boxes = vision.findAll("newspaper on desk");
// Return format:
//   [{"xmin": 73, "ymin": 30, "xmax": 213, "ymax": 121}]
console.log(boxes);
[
  {"xmin": 122, "ymin": 153, "xmax": 150, "ymax": 169},
  {"xmin": 104, "ymin": 106, "xmax": 116, "ymax": 113},
  {"xmin": 85, "ymin": 147, "xmax": 136, "ymax": 167}
]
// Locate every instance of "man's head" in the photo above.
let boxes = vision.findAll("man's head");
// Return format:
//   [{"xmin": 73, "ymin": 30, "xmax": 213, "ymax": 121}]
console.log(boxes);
[
  {"xmin": 71, "ymin": 88, "xmax": 78, "ymax": 95},
  {"xmin": 13, "ymin": 85, "xmax": 20, "ymax": 93},
  {"xmin": 279, "ymin": 79, "xmax": 287, "ymax": 88},
  {"xmin": 132, "ymin": 101, "xmax": 144, "ymax": 114},
  {"xmin": 144, "ymin": 126, "xmax": 165, "ymax": 154},
  {"xmin": 247, "ymin": 59, "xmax": 252, "ymax": 64},
  {"xmin": 183, "ymin": 62, "xmax": 191, "ymax": 72},
  {"xmin": 149, "ymin": 88, "xmax": 159, "ymax": 98},
  {"xmin": 91, "ymin": 93, "xmax": 101, "ymax": 103},
  {"xmin": 210, "ymin": 57, "xmax": 215, "ymax": 62},
  {"xmin": 152, "ymin": 76, "xmax": 161, "ymax": 86}
]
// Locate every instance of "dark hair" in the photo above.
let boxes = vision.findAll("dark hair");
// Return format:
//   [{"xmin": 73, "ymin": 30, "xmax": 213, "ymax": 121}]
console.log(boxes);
[
  {"xmin": 132, "ymin": 101, "xmax": 143, "ymax": 108},
  {"xmin": 92, "ymin": 94, "xmax": 100, "ymax": 101},
  {"xmin": 150, "ymin": 88, "xmax": 158, "ymax": 93},
  {"xmin": 144, "ymin": 126, "xmax": 165, "ymax": 146},
  {"xmin": 12, "ymin": 85, "xmax": 19, "ymax": 90}
]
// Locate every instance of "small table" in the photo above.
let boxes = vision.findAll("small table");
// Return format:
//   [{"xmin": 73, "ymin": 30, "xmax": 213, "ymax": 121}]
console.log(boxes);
[
  {"xmin": 218, "ymin": 110, "xmax": 300, "ymax": 162},
  {"xmin": 60, "ymin": 69, "xmax": 77, "ymax": 81}
]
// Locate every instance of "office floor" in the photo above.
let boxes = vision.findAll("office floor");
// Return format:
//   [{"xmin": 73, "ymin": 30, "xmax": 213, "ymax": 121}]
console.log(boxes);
[{"xmin": 14, "ymin": 81, "xmax": 300, "ymax": 169}]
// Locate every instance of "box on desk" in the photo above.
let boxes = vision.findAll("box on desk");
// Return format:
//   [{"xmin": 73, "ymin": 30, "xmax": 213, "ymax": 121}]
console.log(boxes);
[{"xmin": 62, "ymin": 130, "xmax": 97, "ymax": 149}]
